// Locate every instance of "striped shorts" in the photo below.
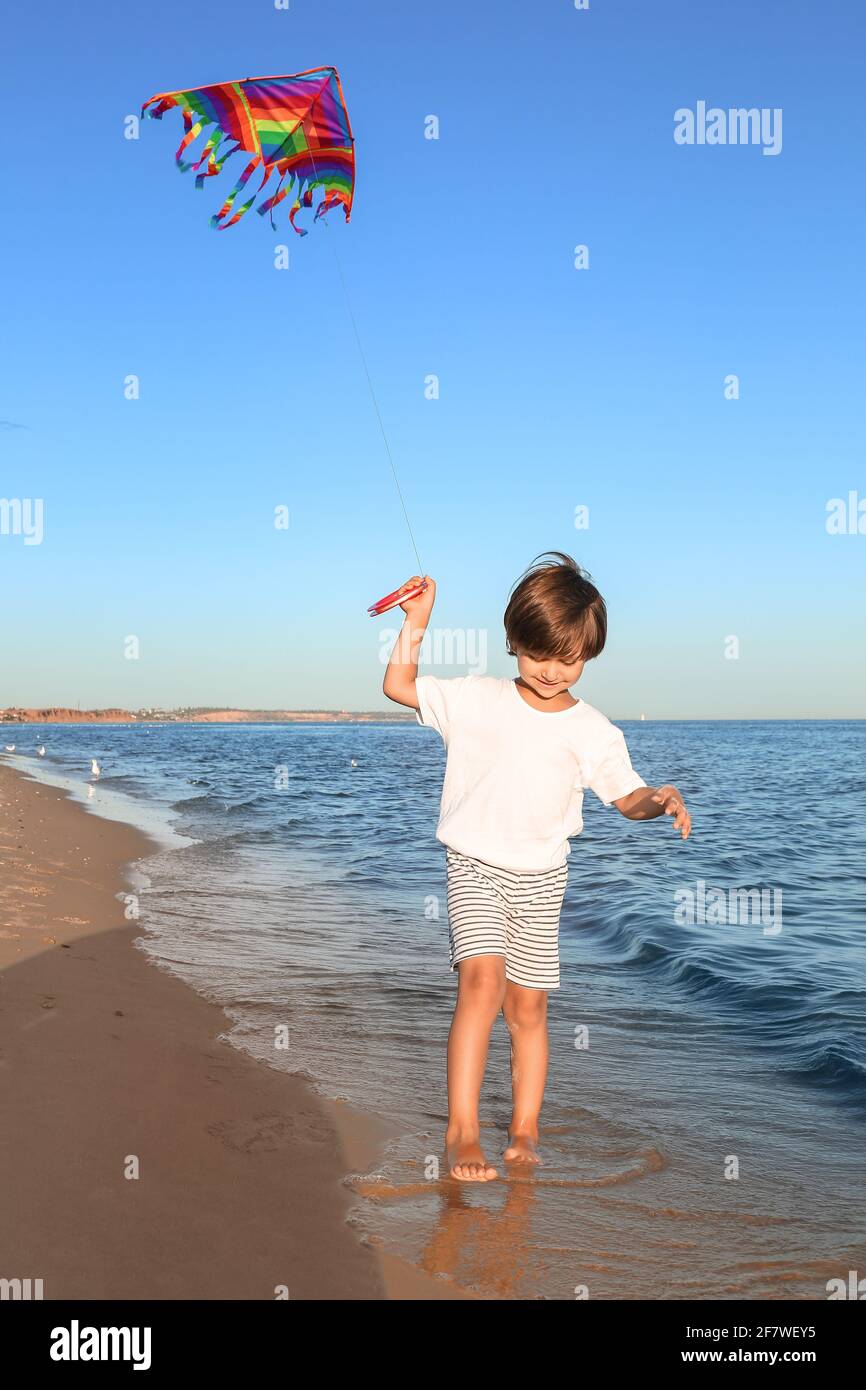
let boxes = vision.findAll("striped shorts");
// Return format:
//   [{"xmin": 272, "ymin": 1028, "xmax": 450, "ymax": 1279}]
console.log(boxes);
[{"xmin": 444, "ymin": 846, "xmax": 569, "ymax": 991}]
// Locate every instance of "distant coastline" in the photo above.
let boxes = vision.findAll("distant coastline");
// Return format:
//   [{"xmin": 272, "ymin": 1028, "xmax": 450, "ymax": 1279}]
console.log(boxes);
[
  {"xmin": 0, "ymin": 706, "xmax": 415, "ymax": 725},
  {"xmin": 1, "ymin": 708, "xmax": 860, "ymax": 725}
]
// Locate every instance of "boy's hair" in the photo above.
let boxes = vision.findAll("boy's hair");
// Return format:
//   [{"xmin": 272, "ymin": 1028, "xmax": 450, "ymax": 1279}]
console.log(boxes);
[{"xmin": 504, "ymin": 552, "xmax": 607, "ymax": 662}]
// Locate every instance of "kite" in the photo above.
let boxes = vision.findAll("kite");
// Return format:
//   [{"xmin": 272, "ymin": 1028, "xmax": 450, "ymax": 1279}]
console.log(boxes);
[{"xmin": 141, "ymin": 67, "xmax": 355, "ymax": 235}]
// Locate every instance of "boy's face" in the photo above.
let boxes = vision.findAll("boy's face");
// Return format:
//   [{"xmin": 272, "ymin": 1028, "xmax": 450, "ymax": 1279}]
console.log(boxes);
[{"xmin": 516, "ymin": 648, "xmax": 585, "ymax": 699}]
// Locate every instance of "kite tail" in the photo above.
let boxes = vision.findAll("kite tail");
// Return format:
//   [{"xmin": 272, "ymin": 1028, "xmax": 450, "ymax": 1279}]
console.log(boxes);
[
  {"xmin": 287, "ymin": 171, "xmax": 351, "ymax": 235},
  {"xmin": 315, "ymin": 189, "xmax": 346, "ymax": 224},
  {"xmin": 192, "ymin": 129, "xmax": 225, "ymax": 187},
  {"xmin": 210, "ymin": 154, "xmax": 267, "ymax": 230},
  {"xmin": 257, "ymin": 168, "xmax": 295, "ymax": 231},
  {"xmin": 175, "ymin": 110, "xmax": 206, "ymax": 172},
  {"xmin": 289, "ymin": 185, "xmax": 315, "ymax": 237},
  {"xmin": 201, "ymin": 137, "xmax": 242, "ymax": 187},
  {"xmin": 141, "ymin": 95, "xmax": 177, "ymax": 121}
]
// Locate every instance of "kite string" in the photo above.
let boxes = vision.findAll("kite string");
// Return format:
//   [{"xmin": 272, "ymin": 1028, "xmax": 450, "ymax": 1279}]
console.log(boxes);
[{"xmin": 304, "ymin": 144, "xmax": 425, "ymax": 578}]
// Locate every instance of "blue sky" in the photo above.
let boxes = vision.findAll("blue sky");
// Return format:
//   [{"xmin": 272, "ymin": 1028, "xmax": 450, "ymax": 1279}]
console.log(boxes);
[{"xmin": 1, "ymin": 0, "xmax": 863, "ymax": 717}]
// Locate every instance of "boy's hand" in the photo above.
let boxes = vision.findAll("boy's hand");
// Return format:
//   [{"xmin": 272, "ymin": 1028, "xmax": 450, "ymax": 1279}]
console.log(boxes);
[
  {"xmin": 399, "ymin": 574, "xmax": 436, "ymax": 621},
  {"xmin": 651, "ymin": 785, "xmax": 691, "ymax": 839},
  {"xmin": 382, "ymin": 575, "xmax": 435, "ymax": 707}
]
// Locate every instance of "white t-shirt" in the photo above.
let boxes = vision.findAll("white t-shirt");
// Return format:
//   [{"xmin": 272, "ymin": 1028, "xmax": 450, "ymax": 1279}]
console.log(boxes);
[{"xmin": 415, "ymin": 674, "xmax": 647, "ymax": 872}]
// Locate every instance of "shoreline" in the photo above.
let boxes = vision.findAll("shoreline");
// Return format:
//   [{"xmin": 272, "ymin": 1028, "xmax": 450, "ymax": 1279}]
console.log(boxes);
[{"xmin": 0, "ymin": 763, "xmax": 470, "ymax": 1300}]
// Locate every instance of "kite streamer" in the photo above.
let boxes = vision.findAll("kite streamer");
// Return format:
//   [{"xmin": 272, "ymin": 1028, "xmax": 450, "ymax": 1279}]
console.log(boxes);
[{"xmin": 141, "ymin": 67, "xmax": 355, "ymax": 235}]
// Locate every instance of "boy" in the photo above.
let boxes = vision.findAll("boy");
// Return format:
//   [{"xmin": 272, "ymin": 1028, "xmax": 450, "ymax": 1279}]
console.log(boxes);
[{"xmin": 383, "ymin": 552, "xmax": 691, "ymax": 1182}]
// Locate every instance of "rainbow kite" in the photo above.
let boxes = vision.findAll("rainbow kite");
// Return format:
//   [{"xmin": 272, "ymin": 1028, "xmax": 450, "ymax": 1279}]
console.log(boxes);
[{"xmin": 141, "ymin": 67, "xmax": 355, "ymax": 234}]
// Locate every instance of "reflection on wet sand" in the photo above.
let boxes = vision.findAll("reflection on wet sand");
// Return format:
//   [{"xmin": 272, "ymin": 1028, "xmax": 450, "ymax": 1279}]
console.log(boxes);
[{"xmin": 347, "ymin": 1135, "xmax": 667, "ymax": 1297}]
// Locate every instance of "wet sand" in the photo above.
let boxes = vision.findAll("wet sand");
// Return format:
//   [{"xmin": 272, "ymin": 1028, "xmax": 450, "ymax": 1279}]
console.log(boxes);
[{"xmin": 0, "ymin": 763, "xmax": 469, "ymax": 1300}]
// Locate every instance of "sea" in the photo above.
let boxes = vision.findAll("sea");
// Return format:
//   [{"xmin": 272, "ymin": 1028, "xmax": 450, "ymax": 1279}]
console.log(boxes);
[{"xmin": 3, "ymin": 717, "xmax": 865, "ymax": 1300}]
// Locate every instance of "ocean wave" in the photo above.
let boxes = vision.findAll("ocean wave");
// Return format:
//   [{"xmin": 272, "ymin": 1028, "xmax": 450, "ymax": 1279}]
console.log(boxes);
[
  {"xmin": 169, "ymin": 792, "xmax": 269, "ymax": 815},
  {"xmin": 778, "ymin": 1042, "xmax": 866, "ymax": 1106},
  {"xmin": 570, "ymin": 928, "xmax": 866, "ymax": 1095}
]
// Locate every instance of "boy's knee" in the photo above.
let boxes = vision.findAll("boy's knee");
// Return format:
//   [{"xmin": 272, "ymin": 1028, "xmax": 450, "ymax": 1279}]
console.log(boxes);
[
  {"xmin": 503, "ymin": 989, "xmax": 547, "ymax": 1030},
  {"xmin": 457, "ymin": 958, "xmax": 506, "ymax": 1011}
]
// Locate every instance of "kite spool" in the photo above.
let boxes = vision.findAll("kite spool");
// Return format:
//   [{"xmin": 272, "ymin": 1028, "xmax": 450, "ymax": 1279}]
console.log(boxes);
[{"xmin": 366, "ymin": 579, "xmax": 428, "ymax": 618}]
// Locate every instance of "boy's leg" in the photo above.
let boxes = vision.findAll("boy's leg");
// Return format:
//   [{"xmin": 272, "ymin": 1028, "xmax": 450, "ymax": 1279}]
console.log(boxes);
[
  {"xmin": 501, "ymin": 981, "xmax": 548, "ymax": 1164},
  {"xmin": 446, "ymin": 955, "xmax": 506, "ymax": 1181}
]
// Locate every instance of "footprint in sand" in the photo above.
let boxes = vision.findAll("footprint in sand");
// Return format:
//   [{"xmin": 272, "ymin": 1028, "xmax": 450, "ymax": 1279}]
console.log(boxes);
[{"xmin": 206, "ymin": 1111, "xmax": 331, "ymax": 1153}]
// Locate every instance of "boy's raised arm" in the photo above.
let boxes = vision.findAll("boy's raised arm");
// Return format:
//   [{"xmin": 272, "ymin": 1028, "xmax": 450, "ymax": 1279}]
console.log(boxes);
[{"xmin": 382, "ymin": 575, "xmax": 436, "ymax": 710}]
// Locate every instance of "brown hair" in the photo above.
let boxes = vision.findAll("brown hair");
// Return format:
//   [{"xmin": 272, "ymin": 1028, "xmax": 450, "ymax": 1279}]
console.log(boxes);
[{"xmin": 504, "ymin": 552, "xmax": 607, "ymax": 662}]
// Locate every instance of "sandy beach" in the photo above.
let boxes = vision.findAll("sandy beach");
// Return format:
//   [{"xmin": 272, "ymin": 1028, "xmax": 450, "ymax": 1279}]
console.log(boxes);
[{"xmin": 0, "ymin": 763, "xmax": 467, "ymax": 1300}]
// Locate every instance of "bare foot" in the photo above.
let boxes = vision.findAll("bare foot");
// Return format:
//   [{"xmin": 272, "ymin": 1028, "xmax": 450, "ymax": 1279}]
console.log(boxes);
[
  {"xmin": 503, "ymin": 1131, "xmax": 542, "ymax": 1165},
  {"xmin": 446, "ymin": 1130, "xmax": 498, "ymax": 1182}
]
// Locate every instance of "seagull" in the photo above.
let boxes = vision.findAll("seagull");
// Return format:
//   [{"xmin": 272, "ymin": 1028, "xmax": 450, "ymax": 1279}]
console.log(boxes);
[
  {"xmin": 90, "ymin": 759, "xmax": 101, "ymax": 778},
  {"xmin": 350, "ymin": 758, "xmax": 358, "ymax": 768},
  {"xmin": 3, "ymin": 744, "xmax": 14, "ymax": 752},
  {"xmin": 37, "ymin": 745, "xmax": 46, "ymax": 756}
]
